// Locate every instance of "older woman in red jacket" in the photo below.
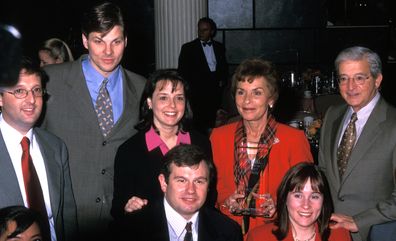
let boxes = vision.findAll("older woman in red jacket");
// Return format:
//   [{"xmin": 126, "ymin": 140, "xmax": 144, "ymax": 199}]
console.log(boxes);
[{"xmin": 210, "ymin": 58, "xmax": 313, "ymax": 235}]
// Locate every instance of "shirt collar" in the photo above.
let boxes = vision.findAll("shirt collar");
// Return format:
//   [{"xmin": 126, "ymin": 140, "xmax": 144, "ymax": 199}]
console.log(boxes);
[
  {"xmin": 82, "ymin": 55, "xmax": 121, "ymax": 92},
  {"xmin": 0, "ymin": 114, "xmax": 34, "ymax": 147},
  {"xmin": 145, "ymin": 126, "xmax": 191, "ymax": 155},
  {"xmin": 164, "ymin": 197, "xmax": 199, "ymax": 238},
  {"xmin": 347, "ymin": 91, "xmax": 380, "ymax": 120}
]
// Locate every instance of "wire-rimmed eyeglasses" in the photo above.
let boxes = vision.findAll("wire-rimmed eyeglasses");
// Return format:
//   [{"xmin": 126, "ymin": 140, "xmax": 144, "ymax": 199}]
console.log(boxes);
[
  {"xmin": 337, "ymin": 74, "xmax": 370, "ymax": 85},
  {"xmin": 2, "ymin": 87, "xmax": 46, "ymax": 99}
]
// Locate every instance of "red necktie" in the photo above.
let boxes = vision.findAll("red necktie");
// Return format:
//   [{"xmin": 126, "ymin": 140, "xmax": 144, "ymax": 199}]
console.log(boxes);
[{"xmin": 21, "ymin": 136, "xmax": 51, "ymax": 241}]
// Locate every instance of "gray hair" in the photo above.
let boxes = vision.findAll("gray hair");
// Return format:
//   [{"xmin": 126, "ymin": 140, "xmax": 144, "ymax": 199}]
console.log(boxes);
[{"xmin": 335, "ymin": 46, "xmax": 382, "ymax": 78}]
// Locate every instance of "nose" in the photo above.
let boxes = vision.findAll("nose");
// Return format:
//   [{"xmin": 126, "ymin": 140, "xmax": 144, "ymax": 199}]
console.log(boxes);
[
  {"xmin": 169, "ymin": 98, "xmax": 176, "ymax": 108},
  {"xmin": 186, "ymin": 182, "xmax": 196, "ymax": 194},
  {"xmin": 25, "ymin": 90, "xmax": 36, "ymax": 103},
  {"xmin": 243, "ymin": 93, "xmax": 252, "ymax": 103},
  {"xmin": 302, "ymin": 197, "xmax": 311, "ymax": 209},
  {"xmin": 104, "ymin": 43, "xmax": 113, "ymax": 55},
  {"xmin": 346, "ymin": 78, "xmax": 357, "ymax": 90}
]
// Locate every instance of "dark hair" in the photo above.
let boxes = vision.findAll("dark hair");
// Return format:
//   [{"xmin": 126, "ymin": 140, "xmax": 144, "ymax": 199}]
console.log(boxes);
[
  {"xmin": 0, "ymin": 206, "xmax": 42, "ymax": 239},
  {"xmin": 335, "ymin": 46, "xmax": 382, "ymax": 79},
  {"xmin": 135, "ymin": 69, "xmax": 193, "ymax": 132},
  {"xmin": 19, "ymin": 57, "xmax": 48, "ymax": 89},
  {"xmin": 81, "ymin": 2, "xmax": 126, "ymax": 38},
  {"xmin": 160, "ymin": 144, "xmax": 214, "ymax": 184},
  {"xmin": 273, "ymin": 162, "xmax": 332, "ymax": 241},
  {"xmin": 231, "ymin": 58, "xmax": 279, "ymax": 104},
  {"xmin": 198, "ymin": 17, "xmax": 217, "ymax": 36}
]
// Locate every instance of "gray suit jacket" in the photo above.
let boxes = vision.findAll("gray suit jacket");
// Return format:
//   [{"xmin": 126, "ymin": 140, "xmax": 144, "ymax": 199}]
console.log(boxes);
[
  {"xmin": 0, "ymin": 128, "xmax": 77, "ymax": 241},
  {"xmin": 318, "ymin": 97, "xmax": 396, "ymax": 241},
  {"xmin": 41, "ymin": 55, "xmax": 146, "ymax": 238}
]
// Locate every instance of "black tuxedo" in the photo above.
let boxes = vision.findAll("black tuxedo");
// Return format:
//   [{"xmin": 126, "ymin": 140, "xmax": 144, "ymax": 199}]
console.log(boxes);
[
  {"xmin": 178, "ymin": 38, "xmax": 228, "ymax": 133},
  {"xmin": 122, "ymin": 201, "xmax": 242, "ymax": 241}
]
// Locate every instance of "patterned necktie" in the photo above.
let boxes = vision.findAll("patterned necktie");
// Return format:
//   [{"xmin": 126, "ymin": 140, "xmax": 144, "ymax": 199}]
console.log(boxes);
[
  {"xmin": 184, "ymin": 222, "xmax": 193, "ymax": 241},
  {"xmin": 337, "ymin": 113, "xmax": 358, "ymax": 177},
  {"xmin": 21, "ymin": 137, "xmax": 51, "ymax": 241},
  {"xmin": 95, "ymin": 78, "xmax": 114, "ymax": 137}
]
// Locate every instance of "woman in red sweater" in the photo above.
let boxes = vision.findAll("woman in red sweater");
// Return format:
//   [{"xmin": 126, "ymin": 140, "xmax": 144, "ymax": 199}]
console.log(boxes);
[
  {"xmin": 247, "ymin": 162, "xmax": 351, "ymax": 241},
  {"xmin": 211, "ymin": 59, "xmax": 313, "ymax": 235}
]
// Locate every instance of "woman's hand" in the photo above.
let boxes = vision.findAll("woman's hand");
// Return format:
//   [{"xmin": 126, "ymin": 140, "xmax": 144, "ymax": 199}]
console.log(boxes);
[
  {"xmin": 124, "ymin": 196, "xmax": 148, "ymax": 213},
  {"xmin": 251, "ymin": 192, "xmax": 276, "ymax": 218},
  {"xmin": 223, "ymin": 191, "xmax": 245, "ymax": 213}
]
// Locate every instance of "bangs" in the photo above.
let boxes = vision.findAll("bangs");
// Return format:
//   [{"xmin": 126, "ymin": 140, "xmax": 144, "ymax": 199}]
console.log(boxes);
[{"xmin": 289, "ymin": 172, "xmax": 323, "ymax": 193}]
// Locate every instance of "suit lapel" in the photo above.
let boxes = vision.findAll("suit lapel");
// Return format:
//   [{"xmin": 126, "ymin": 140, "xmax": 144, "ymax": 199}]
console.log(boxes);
[
  {"xmin": 328, "ymin": 106, "xmax": 348, "ymax": 185},
  {"xmin": 341, "ymin": 98, "xmax": 386, "ymax": 182},
  {"xmin": 108, "ymin": 68, "xmax": 138, "ymax": 137},
  {"xmin": 0, "ymin": 131, "xmax": 24, "ymax": 204},
  {"xmin": 197, "ymin": 208, "xmax": 219, "ymax": 241},
  {"xmin": 65, "ymin": 57, "xmax": 100, "ymax": 131},
  {"xmin": 195, "ymin": 39, "xmax": 211, "ymax": 73},
  {"xmin": 34, "ymin": 129, "xmax": 61, "ymax": 219}
]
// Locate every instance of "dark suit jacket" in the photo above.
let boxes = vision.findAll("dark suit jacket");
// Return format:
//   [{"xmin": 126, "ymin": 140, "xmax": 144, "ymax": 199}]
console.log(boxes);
[
  {"xmin": 41, "ymin": 55, "xmax": 146, "ymax": 238},
  {"xmin": 178, "ymin": 38, "xmax": 228, "ymax": 90},
  {"xmin": 111, "ymin": 130, "xmax": 213, "ymax": 220},
  {"xmin": 178, "ymin": 38, "xmax": 228, "ymax": 130},
  {"xmin": 0, "ymin": 128, "xmax": 77, "ymax": 241},
  {"xmin": 318, "ymin": 97, "xmax": 396, "ymax": 241},
  {"xmin": 124, "ymin": 201, "xmax": 243, "ymax": 241}
]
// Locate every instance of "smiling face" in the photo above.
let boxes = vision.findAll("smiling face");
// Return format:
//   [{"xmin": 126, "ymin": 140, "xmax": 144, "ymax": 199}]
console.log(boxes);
[
  {"xmin": 147, "ymin": 80, "xmax": 186, "ymax": 133},
  {"xmin": 287, "ymin": 179, "xmax": 323, "ymax": 231},
  {"xmin": 0, "ymin": 70, "xmax": 43, "ymax": 135},
  {"xmin": 82, "ymin": 25, "xmax": 127, "ymax": 77},
  {"xmin": 338, "ymin": 59, "xmax": 382, "ymax": 112},
  {"xmin": 159, "ymin": 161, "xmax": 209, "ymax": 220},
  {"xmin": 235, "ymin": 77, "xmax": 274, "ymax": 123}
]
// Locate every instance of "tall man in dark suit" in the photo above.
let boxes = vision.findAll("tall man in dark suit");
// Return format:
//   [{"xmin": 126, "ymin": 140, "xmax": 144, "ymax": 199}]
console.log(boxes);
[
  {"xmin": 318, "ymin": 46, "xmax": 396, "ymax": 241},
  {"xmin": 128, "ymin": 144, "xmax": 242, "ymax": 241},
  {"xmin": 178, "ymin": 17, "xmax": 228, "ymax": 135},
  {"xmin": 0, "ymin": 58, "xmax": 77, "ymax": 241},
  {"xmin": 41, "ymin": 2, "xmax": 145, "ymax": 240}
]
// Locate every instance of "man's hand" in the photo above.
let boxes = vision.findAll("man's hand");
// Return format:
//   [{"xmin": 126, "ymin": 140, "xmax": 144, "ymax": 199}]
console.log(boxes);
[
  {"xmin": 124, "ymin": 196, "xmax": 148, "ymax": 213},
  {"xmin": 330, "ymin": 213, "xmax": 358, "ymax": 232}
]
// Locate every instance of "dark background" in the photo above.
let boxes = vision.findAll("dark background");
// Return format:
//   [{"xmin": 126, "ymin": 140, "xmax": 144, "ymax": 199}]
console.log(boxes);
[
  {"xmin": 0, "ymin": 0, "xmax": 155, "ymax": 77},
  {"xmin": 1, "ymin": 0, "xmax": 395, "ymax": 105}
]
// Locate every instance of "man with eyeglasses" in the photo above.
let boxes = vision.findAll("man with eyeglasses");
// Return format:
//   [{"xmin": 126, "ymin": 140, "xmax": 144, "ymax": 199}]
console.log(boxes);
[
  {"xmin": 318, "ymin": 46, "xmax": 396, "ymax": 241},
  {"xmin": 0, "ymin": 58, "xmax": 77, "ymax": 241}
]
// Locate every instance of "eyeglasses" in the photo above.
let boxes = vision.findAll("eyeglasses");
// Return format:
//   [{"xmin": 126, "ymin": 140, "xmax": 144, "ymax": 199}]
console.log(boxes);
[
  {"xmin": 2, "ymin": 87, "xmax": 46, "ymax": 99},
  {"xmin": 337, "ymin": 74, "xmax": 370, "ymax": 85}
]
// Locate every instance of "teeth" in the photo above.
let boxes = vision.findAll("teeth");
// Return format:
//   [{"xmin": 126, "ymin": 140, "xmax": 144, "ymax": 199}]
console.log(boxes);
[{"xmin": 165, "ymin": 112, "xmax": 176, "ymax": 115}]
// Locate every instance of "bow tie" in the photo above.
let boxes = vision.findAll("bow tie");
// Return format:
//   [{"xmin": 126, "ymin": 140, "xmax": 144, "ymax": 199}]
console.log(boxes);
[{"xmin": 202, "ymin": 41, "xmax": 212, "ymax": 47}]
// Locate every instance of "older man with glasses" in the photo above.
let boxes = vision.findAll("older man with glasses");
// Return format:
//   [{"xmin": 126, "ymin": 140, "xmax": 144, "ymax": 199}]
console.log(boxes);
[{"xmin": 318, "ymin": 46, "xmax": 396, "ymax": 241}]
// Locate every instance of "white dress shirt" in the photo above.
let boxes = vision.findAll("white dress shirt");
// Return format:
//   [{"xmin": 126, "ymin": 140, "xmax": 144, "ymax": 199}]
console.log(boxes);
[
  {"xmin": 164, "ymin": 198, "xmax": 199, "ymax": 241},
  {"xmin": 338, "ymin": 92, "xmax": 380, "ymax": 147},
  {"xmin": 201, "ymin": 40, "xmax": 217, "ymax": 72},
  {"xmin": 0, "ymin": 115, "xmax": 57, "ymax": 241}
]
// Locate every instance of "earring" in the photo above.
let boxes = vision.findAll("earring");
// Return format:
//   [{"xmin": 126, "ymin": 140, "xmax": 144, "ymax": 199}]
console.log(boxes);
[{"xmin": 148, "ymin": 105, "xmax": 152, "ymax": 110}]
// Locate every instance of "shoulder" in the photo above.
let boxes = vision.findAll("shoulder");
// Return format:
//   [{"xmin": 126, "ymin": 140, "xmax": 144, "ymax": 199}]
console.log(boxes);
[
  {"xmin": 43, "ymin": 57, "xmax": 80, "ymax": 76},
  {"xmin": 118, "ymin": 131, "xmax": 145, "ymax": 151},
  {"xmin": 200, "ymin": 207, "xmax": 242, "ymax": 233},
  {"xmin": 122, "ymin": 68, "xmax": 146, "ymax": 86},
  {"xmin": 181, "ymin": 39, "xmax": 200, "ymax": 49},
  {"xmin": 211, "ymin": 122, "xmax": 238, "ymax": 138},
  {"xmin": 276, "ymin": 123, "xmax": 306, "ymax": 139},
  {"xmin": 328, "ymin": 228, "xmax": 351, "ymax": 241},
  {"xmin": 247, "ymin": 223, "xmax": 277, "ymax": 241},
  {"xmin": 34, "ymin": 128, "xmax": 66, "ymax": 149}
]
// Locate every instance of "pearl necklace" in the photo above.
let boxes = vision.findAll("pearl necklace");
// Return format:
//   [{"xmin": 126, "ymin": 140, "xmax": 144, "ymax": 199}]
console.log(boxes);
[{"xmin": 293, "ymin": 232, "xmax": 316, "ymax": 241}]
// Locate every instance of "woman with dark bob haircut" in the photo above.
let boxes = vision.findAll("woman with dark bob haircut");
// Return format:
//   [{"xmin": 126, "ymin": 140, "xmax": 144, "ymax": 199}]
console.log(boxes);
[
  {"xmin": 0, "ymin": 206, "xmax": 43, "ymax": 241},
  {"xmin": 111, "ymin": 69, "xmax": 213, "ymax": 235},
  {"xmin": 247, "ymin": 162, "xmax": 351, "ymax": 241}
]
